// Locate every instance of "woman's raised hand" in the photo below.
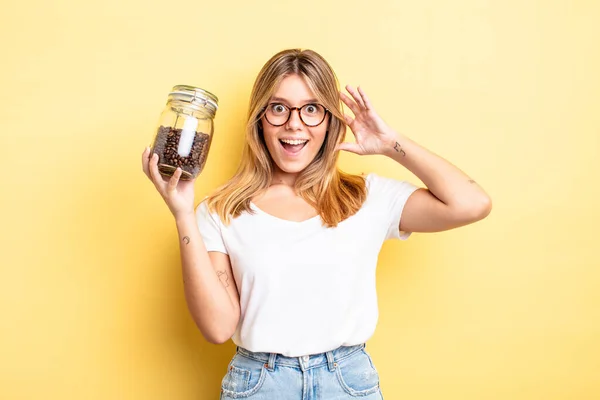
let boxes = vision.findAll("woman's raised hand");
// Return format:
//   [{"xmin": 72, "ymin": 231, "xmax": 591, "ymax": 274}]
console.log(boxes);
[{"xmin": 337, "ymin": 85, "xmax": 400, "ymax": 156}]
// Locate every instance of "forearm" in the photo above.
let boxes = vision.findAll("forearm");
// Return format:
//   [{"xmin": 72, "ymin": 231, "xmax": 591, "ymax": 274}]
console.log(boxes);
[
  {"xmin": 174, "ymin": 213, "xmax": 238, "ymax": 343},
  {"xmin": 384, "ymin": 131, "xmax": 492, "ymax": 215}
]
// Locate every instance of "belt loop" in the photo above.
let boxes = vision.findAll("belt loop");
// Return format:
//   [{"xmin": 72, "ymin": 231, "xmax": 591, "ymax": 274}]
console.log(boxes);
[
  {"xmin": 267, "ymin": 352, "xmax": 277, "ymax": 371},
  {"xmin": 326, "ymin": 350, "xmax": 336, "ymax": 372}
]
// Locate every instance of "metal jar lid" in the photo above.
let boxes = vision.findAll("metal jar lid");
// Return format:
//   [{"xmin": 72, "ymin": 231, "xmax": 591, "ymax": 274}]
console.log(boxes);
[{"xmin": 167, "ymin": 85, "xmax": 218, "ymax": 117}]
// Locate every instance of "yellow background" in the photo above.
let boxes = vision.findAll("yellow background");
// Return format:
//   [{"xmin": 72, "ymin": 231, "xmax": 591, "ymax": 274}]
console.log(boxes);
[{"xmin": 1, "ymin": 0, "xmax": 599, "ymax": 398}]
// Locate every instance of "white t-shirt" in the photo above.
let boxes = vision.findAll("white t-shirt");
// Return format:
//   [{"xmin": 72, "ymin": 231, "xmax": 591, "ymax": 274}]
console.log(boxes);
[{"xmin": 195, "ymin": 173, "xmax": 419, "ymax": 357}]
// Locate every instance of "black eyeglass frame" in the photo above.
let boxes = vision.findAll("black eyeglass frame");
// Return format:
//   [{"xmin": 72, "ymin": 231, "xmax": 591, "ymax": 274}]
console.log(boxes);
[{"xmin": 262, "ymin": 102, "xmax": 330, "ymax": 127}]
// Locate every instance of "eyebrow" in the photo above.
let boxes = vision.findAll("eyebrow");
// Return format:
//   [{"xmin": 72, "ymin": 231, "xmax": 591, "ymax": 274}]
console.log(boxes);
[{"xmin": 269, "ymin": 97, "xmax": 319, "ymax": 105}]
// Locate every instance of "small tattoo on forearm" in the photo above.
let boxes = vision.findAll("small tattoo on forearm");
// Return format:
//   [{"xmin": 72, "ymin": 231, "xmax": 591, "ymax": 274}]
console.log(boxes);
[
  {"xmin": 217, "ymin": 271, "xmax": 230, "ymax": 287},
  {"xmin": 182, "ymin": 236, "xmax": 190, "ymax": 245},
  {"xmin": 393, "ymin": 142, "xmax": 406, "ymax": 156}
]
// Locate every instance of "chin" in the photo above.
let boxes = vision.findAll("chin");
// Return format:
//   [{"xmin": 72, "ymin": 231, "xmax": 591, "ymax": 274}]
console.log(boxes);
[{"xmin": 273, "ymin": 159, "xmax": 312, "ymax": 174}]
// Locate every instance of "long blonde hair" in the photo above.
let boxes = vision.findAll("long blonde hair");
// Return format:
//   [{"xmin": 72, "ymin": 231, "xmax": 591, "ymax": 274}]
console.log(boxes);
[{"xmin": 206, "ymin": 49, "xmax": 367, "ymax": 227}]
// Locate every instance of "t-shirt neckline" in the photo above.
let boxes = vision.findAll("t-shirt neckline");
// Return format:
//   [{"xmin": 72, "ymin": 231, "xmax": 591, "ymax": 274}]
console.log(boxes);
[{"xmin": 249, "ymin": 202, "xmax": 321, "ymax": 225}]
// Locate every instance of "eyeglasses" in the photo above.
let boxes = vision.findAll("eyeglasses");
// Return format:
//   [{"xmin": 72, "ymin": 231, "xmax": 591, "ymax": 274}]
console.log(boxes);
[{"xmin": 263, "ymin": 102, "xmax": 329, "ymax": 127}]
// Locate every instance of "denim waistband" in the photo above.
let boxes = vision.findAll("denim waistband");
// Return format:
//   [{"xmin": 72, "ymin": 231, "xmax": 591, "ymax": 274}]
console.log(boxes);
[{"xmin": 235, "ymin": 343, "xmax": 366, "ymax": 372}]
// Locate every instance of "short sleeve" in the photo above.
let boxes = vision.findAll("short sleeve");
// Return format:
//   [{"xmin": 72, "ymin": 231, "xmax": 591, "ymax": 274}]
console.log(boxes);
[
  {"xmin": 195, "ymin": 200, "xmax": 228, "ymax": 254},
  {"xmin": 366, "ymin": 173, "xmax": 420, "ymax": 241}
]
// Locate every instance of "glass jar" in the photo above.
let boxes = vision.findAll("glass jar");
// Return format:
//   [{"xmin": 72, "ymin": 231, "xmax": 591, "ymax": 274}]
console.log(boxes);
[{"xmin": 150, "ymin": 85, "xmax": 218, "ymax": 180}]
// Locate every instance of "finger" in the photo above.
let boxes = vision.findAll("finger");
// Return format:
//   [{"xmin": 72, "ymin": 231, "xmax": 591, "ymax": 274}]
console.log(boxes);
[
  {"xmin": 167, "ymin": 167, "xmax": 183, "ymax": 193},
  {"xmin": 345, "ymin": 85, "xmax": 366, "ymax": 109},
  {"xmin": 148, "ymin": 153, "xmax": 167, "ymax": 193},
  {"xmin": 142, "ymin": 147, "xmax": 151, "ymax": 178},
  {"xmin": 339, "ymin": 91, "xmax": 361, "ymax": 116},
  {"xmin": 357, "ymin": 86, "xmax": 373, "ymax": 110},
  {"xmin": 335, "ymin": 142, "xmax": 362, "ymax": 155},
  {"xmin": 343, "ymin": 114, "xmax": 354, "ymax": 126}
]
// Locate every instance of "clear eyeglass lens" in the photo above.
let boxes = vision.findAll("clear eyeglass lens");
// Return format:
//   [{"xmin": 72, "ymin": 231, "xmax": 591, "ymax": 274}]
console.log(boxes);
[{"xmin": 266, "ymin": 104, "xmax": 326, "ymax": 126}]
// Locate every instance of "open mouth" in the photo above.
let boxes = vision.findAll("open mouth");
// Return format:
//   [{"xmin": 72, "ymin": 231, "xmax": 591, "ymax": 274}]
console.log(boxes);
[{"xmin": 279, "ymin": 139, "xmax": 309, "ymax": 155}]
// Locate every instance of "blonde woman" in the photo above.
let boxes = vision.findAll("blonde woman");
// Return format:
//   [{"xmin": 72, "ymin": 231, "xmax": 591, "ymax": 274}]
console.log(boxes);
[{"xmin": 142, "ymin": 49, "xmax": 492, "ymax": 399}]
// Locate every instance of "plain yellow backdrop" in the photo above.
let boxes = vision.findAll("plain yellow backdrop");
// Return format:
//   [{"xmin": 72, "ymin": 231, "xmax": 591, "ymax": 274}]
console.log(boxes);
[{"xmin": 1, "ymin": 0, "xmax": 599, "ymax": 399}]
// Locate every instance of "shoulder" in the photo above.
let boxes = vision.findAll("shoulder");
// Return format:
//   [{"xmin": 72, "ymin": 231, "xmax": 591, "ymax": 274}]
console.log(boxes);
[
  {"xmin": 195, "ymin": 197, "xmax": 209, "ymax": 215},
  {"xmin": 195, "ymin": 197, "xmax": 219, "ymax": 224},
  {"xmin": 363, "ymin": 172, "xmax": 420, "ymax": 201},
  {"xmin": 363, "ymin": 172, "xmax": 397, "ymax": 186},
  {"xmin": 364, "ymin": 172, "xmax": 408, "ymax": 190}
]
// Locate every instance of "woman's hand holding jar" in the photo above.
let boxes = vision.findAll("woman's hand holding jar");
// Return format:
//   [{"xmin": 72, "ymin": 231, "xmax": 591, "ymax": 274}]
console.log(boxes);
[{"xmin": 142, "ymin": 146, "xmax": 196, "ymax": 219}]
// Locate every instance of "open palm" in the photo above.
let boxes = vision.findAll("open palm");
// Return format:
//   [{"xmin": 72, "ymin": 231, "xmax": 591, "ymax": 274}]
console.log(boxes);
[{"xmin": 337, "ymin": 85, "xmax": 398, "ymax": 156}]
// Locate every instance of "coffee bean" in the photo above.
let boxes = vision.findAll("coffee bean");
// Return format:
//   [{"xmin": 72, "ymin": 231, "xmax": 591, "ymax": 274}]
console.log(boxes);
[{"xmin": 151, "ymin": 125, "xmax": 211, "ymax": 180}]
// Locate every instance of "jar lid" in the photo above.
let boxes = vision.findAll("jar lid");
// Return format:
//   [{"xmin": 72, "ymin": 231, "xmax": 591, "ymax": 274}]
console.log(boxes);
[{"xmin": 167, "ymin": 85, "xmax": 219, "ymax": 117}]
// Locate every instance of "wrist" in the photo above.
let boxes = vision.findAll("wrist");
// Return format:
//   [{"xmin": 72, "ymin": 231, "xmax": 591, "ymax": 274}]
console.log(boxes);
[
  {"xmin": 381, "ymin": 130, "xmax": 406, "ymax": 158},
  {"xmin": 174, "ymin": 209, "xmax": 195, "ymax": 223}
]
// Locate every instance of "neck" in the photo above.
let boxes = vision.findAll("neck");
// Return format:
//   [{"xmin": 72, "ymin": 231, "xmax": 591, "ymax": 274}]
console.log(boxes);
[{"xmin": 271, "ymin": 169, "xmax": 299, "ymax": 188}]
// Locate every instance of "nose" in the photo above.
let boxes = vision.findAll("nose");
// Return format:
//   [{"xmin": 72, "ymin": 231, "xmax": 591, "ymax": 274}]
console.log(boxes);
[{"xmin": 286, "ymin": 108, "xmax": 303, "ymax": 130}]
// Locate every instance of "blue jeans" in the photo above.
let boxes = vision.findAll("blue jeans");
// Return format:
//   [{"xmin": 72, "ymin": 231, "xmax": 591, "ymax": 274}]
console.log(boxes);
[{"xmin": 219, "ymin": 343, "xmax": 384, "ymax": 399}]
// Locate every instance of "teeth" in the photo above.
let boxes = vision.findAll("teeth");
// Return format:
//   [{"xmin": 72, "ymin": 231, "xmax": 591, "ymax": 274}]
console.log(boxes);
[{"xmin": 280, "ymin": 139, "xmax": 308, "ymax": 145}]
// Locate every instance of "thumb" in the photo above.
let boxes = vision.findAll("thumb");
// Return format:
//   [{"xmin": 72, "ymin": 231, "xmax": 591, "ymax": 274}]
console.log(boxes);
[{"xmin": 336, "ymin": 142, "xmax": 362, "ymax": 155}]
